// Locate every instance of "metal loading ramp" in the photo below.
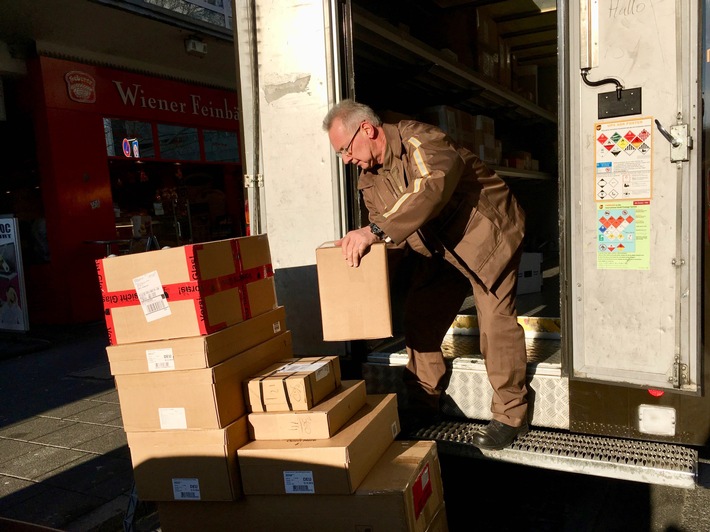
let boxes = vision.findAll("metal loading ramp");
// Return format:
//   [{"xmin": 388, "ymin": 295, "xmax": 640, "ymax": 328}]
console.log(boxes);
[{"xmin": 406, "ymin": 420, "xmax": 698, "ymax": 490}]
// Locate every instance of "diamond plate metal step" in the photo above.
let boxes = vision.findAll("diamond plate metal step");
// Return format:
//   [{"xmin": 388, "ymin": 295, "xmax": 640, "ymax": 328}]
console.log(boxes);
[{"xmin": 405, "ymin": 420, "xmax": 698, "ymax": 489}]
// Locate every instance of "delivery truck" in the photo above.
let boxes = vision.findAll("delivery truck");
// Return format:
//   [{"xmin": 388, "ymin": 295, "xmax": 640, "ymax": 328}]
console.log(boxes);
[{"xmin": 232, "ymin": 0, "xmax": 709, "ymax": 489}]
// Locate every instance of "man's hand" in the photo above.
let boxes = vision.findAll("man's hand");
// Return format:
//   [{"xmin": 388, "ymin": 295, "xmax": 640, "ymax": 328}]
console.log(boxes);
[{"xmin": 335, "ymin": 227, "xmax": 379, "ymax": 267}]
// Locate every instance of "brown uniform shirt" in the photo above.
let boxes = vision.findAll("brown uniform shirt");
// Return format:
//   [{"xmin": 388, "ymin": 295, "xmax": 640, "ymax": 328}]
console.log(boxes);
[{"xmin": 358, "ymin": 120, "xmax": 525, "ymax": 290}]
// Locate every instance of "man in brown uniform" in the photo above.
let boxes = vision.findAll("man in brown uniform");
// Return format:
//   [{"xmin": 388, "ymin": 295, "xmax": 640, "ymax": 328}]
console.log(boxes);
[{"xmin": 323, "ymin": 99, "xmax": 528, "ymax": 450}]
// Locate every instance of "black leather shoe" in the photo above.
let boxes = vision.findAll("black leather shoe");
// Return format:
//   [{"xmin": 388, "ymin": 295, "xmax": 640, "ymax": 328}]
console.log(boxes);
[{"xmin": 472, "ymin": 419, "xmax": 529, "ymax": 450}]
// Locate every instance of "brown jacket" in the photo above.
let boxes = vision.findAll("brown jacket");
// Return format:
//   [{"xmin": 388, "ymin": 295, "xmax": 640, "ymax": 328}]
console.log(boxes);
[{"xmin": 358, "ymin": 120, "xmax": 525, "ymax": 289}]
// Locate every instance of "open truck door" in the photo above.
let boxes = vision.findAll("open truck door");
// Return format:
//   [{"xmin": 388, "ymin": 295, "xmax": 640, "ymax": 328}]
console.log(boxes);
[{"xmin": 565, "ymin": 0, "xmax": 707, "ymax": 443}]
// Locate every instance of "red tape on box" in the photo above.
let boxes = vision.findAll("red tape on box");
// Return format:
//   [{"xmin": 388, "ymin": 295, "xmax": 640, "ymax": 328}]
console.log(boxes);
[
  {"xmin": 412, "ymin": 462, "xmax": 433, "ymax": 519},
  {"xmin": 95, "ymin": 243, "xmax": 273, "ymax": 344}
]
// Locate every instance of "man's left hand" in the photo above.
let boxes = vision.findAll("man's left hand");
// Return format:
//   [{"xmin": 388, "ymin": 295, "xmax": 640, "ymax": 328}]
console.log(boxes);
[{"xmin": 335, "ymin": 227, "xmax": 379, "ymax": 267}]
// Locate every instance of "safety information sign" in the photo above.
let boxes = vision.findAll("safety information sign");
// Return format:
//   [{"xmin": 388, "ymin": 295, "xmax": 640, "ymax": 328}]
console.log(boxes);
[
  {"xmin": 595, "ymin": 117, "xmax": 653, "ymax": 201},
  {"xmin": 596, "ymin": 200, "xmax": 650, "ymax": 270}
]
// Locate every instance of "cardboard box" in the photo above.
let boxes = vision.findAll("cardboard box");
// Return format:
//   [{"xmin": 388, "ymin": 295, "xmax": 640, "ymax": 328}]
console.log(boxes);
[
  {"xmin": 127, "ymin": 416, "xmax": 249, "ymax": 502},
  {"xmin": 105, "ymin": 306, "xmax": 287, "ymax": 375},
  {"xmin": 518, "ymin": 252, "xmax": 543, "ymax": 295},
  {"xmin": 316, "ymin": 241, "xmax": 392, "ymax": 341},
  {"xmin": 245, "ymin": 356, "xmax": 342, "ymax": 413},
  {"xmin": 247, "ymin": 380, "xmax": 366, "ymax": 440},
  {"xmin": 157, "ymin": 440, "xmax": 444, "ymax": 532},
  {"xmin": 115, "ymin": 332, "xmax": 293, "ymax": 431},
  {"xmin": 237, "ymin": 394, "xmax": 400, "ymax": 495},
  {"xmin": 96, "ymin": 235, "xmax": 277, "ymax": 345}
]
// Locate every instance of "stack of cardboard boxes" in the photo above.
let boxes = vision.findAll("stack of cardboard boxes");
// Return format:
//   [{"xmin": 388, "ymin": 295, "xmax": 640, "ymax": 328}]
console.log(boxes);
[
  {"xmin": 97, "ymin": 235, "xmax": 448, "ymax": 531},
  {"xmin": 420, "ymin": 105, "xmax": 500, "ymax": 167},
  {"xmin": 98, "ymin": 235, "xmax": 288, "ymax": 502}
]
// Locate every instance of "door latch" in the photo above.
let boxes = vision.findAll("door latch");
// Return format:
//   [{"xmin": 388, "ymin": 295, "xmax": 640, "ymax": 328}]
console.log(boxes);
[{"xmin": 655, "ymin": 117, "xmax": 692, "ymax": 162}]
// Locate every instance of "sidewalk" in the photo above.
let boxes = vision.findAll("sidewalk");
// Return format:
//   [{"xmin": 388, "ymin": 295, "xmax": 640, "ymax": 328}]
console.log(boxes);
[{"xmin": 0, "ymin": 321, "xmax": 159, "ymax": 531}]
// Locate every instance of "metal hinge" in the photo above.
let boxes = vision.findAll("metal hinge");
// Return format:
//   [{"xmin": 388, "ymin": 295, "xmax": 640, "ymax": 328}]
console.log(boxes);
[
  {"xmin": 244, "ymin": 174, "xmax": 264, "ymax": 188},
  {"xmin": 669, "ymin": 355, "xmax": 689, "ymax": 387}
]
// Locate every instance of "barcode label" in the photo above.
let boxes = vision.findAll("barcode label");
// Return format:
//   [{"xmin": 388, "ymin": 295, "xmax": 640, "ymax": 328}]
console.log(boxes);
[
  {"xmin": 146, "ymin": 348, "xmax": 175, "ymax": 372},
  {"xmin": 283, "ymin": 471, "xmax": 315, "ymax": 494},
  {"xmin": 172, "ymin": 478, "xmax": 200, "ymax": 500},
  {"xmin": 133, "ymin": 270, "xmax": 171, "ymax": 322},
  {"xmin": 273, "ymin": 321, "xmax": 282, "ymax": 334}
]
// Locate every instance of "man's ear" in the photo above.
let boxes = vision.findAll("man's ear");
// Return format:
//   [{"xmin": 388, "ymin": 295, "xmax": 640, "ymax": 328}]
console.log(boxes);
[{"xmin": 362, "ymin": 121, "xmax": 377, "ymax": 139}]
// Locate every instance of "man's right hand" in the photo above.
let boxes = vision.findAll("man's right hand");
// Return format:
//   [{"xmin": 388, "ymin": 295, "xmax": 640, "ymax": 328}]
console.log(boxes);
[{"xmin": 335, "ymin": 227, "xmax": 379, "ymax": 267}]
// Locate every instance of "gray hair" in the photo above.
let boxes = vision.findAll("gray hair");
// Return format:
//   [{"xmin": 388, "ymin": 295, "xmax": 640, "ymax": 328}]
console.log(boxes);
[{"xmin": 322, "ymin": 99, "xmax": 382, "ymax": 132}]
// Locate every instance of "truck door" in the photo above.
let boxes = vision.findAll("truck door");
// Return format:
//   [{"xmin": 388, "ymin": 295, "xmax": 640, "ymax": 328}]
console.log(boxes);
[{"xmin": 566, "ymin": 0, "xmax": 704, "ymax": 440}]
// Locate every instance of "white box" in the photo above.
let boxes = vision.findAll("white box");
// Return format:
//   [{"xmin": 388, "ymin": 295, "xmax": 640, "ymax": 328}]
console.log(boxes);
[{"xmin": 517, "ymin": 252, "xmax": 542, "ymax": 295}]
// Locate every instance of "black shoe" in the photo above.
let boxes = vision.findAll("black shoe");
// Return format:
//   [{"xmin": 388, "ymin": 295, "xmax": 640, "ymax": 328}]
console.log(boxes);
[{"xmin": 472, "ymin": 419, "xmax": 529, "ymax": 450}]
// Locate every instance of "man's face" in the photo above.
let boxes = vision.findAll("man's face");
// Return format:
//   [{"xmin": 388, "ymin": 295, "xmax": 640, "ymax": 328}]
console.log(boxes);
[{"xmin": 328, "ymin": 118, "xmax": 376, "ymax": 170}]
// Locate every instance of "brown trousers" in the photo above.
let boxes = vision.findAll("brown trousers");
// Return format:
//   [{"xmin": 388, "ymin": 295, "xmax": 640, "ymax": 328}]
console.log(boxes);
[{"xmin": 402, "ymin": 250, "xmax": 528, "ymax": 427}]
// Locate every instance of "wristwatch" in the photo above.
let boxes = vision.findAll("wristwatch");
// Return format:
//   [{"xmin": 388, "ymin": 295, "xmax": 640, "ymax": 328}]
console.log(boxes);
[{"xmin": 369, "ymin": 222, "xmax": 392, "ymax": 242}]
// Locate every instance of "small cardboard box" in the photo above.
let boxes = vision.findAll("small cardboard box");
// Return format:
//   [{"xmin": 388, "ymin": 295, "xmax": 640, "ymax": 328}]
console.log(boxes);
[
  {"xmin": 96, "ymin": 235, "xmax": 276, "ymax": 345},
  {"xmin": 115, "ymin": 332, "xmax": 293, "ymax": 431},
  {"xmin": 106, "ymin": 306, "xmax": 287, "ymax": 375},
  {"xmin": 237, "ymin": 394, "xmax": 400, "ymax": 495},
  {"xmin": 127, "ymin": 416, "xmax": 249, "ymax": 502},
  {"xmin": 157, "ymin": 440, "xmax": 444, "ymax": 532},
  {"xmin": 518, "ymin": 252, "xmax": 543, "ymax": 295},
  {"xmin": 247, "ymin": 380, "xmax": 366, "ymax": 440},
  {"xmin": 244, "ymin": 356, "xmax": 341, "ymax": 413},
  {"xmin": 316, "ymin": 241, "xmax": 392, "ymax": 341}
]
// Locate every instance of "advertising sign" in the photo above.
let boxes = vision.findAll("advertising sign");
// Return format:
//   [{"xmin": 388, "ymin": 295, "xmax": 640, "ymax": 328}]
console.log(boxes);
[{"xmin": 0, "ymin": 217, "xmax": 29, "ymax": 331}]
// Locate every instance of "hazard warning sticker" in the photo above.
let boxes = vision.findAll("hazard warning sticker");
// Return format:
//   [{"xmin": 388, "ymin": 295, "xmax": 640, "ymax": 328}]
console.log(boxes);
[
  {"xmin": 595, "ymin": 117, "xmax": 653, "ymax": 201},
  {"xmin": 597, "ymin": 200, "xmax": 650, "ymax": 270}
]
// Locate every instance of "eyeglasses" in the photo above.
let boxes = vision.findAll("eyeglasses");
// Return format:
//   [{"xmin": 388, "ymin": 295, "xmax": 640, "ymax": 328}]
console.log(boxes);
[{"xmin": 336, "ymin": 124, "xmax": 361, "ymax": 158}]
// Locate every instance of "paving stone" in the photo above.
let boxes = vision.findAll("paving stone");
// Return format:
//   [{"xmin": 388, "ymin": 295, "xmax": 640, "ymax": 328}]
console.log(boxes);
[
  {"xmin": 87, "ymin": 389, "xmax": 119, "ymax": 404},
  {"xmin": 0, "ymin": 485, "xmax": 107, "ymax": 529},
  {"xmin": 0, "ymin": 474, "xmax": 35, "ymax": 499},
  {"xmin": 39, "ymin": 399, "xmax": 102, "ymax": 420},
  {"xmin": 0, "ymin": 438, "xmax": 40, "ymax": 465},
  {"xmin": 0, "ymin": 417, "xmax": 68, "ymax": 441},
  {"xmin": 74, "ymin": 428, "xmax": 127, "ymax": 455},
  {"xmin": 63, "ymin": 403, "xmax": 122, "ymax": 426},
  {"xmin": 41, "ymin": 454, "xmax": 134, "ymax": 501},
  {"xmin": 0, "ymin": 478, "xmax": 47, "ymax": 513},
  {"xmin": 34, "ymin": 421, "xmax": 117, "ymax": 449},
  {"xmin": 0, "ymin": 444, "xmax": 89, "ymax": 480}
]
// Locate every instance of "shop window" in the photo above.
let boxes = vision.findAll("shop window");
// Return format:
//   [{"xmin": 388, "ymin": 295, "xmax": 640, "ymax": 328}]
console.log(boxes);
[
  {"xmin": 203, "ymin": 129, "xmax": 239, "ymax": 163},
  {"xmin": 103, "ymin": 119, "xmax": 155, "ymax": 158},
  {"xmin": 158, "ymin": 124, "xmax": 200, "ymax": 161}
]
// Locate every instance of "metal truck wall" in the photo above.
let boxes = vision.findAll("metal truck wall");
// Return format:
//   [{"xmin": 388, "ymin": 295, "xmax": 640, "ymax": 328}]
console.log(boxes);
[
  {"xmin": 233, "ymin": 0, "xmax": 348, "ymax": 354},
  {"xmin": 567, "ymin": 0, "xmax": 707, "ymax": 444}
]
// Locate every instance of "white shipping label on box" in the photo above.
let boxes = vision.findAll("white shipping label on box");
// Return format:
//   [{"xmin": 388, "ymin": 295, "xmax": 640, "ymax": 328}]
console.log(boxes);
[
  {"xmin": 275, "ymin": 361, "xmax": 330, "ymax": 380},
  {"xmin": 159, "ymin": 407, "xmax": 187, "ymax": 429},
  {"xmin": 133, "ymin": 270, "xmax": 171, "ymax": 322},
  {"xmin": 273, "ymin": 321, "xmax": 282, "ymax": 334},
  {"xmin": 146, "ymin": 348, "xmax": 175, "ymax": 372},
  {"xmin": 283, "ymin": 471, "xmax": 315, "ymax": 494},
  {"xmin": 172, "ymin": 478, "xmax": 201, "ymax": 500}
]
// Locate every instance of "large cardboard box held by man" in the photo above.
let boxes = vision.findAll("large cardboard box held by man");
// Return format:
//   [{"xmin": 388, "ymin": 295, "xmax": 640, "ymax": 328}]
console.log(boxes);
[
  {"xmin": 157, "ymin": 440, "xmax": 445, "ymax": 532},
  {"xmin": 115, "ymin": 332, "xmax": 293, "ymax": 431},
  {"xmin": 127, "ymin": 416, "xmax": 249, "ymax": 502},
  {"xmin": 244, "ymin": 356, "xmax": 341, "ymax": 412},
  {"xmin": 105, "ymin": 306, "xmax": 287, "ymax": 375},
  {"xmin": 247, "ymin": 380, "xmax": 366, "ymax": 440},
  {"xmin": 316, "ymin": 241, "xmax": 392, "ymax": 341},
  {"xmin": 237, "ymin": 393, "xmax": 399, "ymax": 495},
  {"xmin": 96, "ymin": 235, "xmax": 277, "ymax": 345}
]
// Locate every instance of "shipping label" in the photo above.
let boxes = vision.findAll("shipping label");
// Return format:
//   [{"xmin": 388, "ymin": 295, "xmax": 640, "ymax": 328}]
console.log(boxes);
[
  {"xmin": 146, "ymin": 347, "xmax": 175, "ymax": 372},
  {"xmin": 283, "ymin": 471, "xmax": 315, "ymax": 494},
  {"xmin": 132, "ymin": 270, "xmax": 171, "ymax": 322}
]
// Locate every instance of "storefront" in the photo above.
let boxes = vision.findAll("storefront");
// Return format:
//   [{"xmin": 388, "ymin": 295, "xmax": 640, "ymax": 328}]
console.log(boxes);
[{"xmin": 0, "ymin": 55, "xmax": 244, "ymax": 325}]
